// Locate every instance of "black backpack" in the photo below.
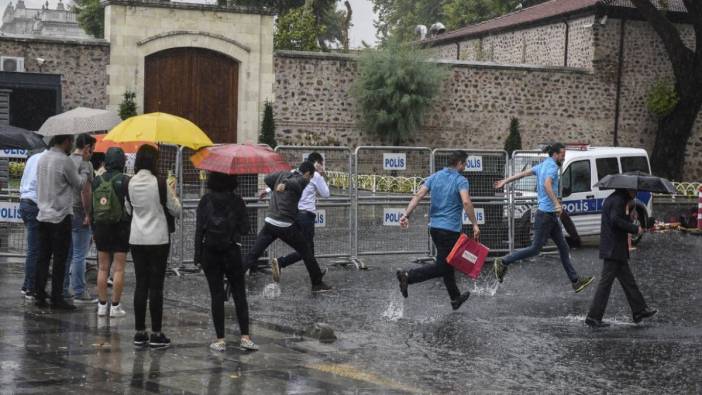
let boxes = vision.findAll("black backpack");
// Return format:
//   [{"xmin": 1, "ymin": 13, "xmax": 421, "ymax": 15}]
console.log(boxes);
[{"xmin": 203, "ymin": 197, "xmax": 236, "ymax": 251}]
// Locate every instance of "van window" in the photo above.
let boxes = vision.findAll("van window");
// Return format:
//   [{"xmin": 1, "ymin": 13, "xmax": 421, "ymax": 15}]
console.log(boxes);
[
  {"xmin": 562, "ymin": 160, "xmax": 591, "ymax": 197},
  {"xmin": 596, "ymin": 157, "xmax": 619, "ymax": 180},
  {"xmin": 621, "ymin": 156, "xmax": 650, "ymax": 174}
]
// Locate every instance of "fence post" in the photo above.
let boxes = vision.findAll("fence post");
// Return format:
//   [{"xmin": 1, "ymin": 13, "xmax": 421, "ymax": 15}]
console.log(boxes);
[{"xmin": 698, "ymin": 185, "xmax": 702, "ymax": 230}]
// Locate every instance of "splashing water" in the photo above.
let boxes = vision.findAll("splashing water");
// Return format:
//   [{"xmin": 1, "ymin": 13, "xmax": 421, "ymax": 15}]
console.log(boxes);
[
  {"xmin": 382, "ymin": 299, "xmax": 404, "ymax": 321},
  {"xmin": 262, "ymin": 283, "xmax": 281, "ymax": 299},
  {"xmin": 469, "ymin": 276, "xmax": 500, "ymax": 297}
]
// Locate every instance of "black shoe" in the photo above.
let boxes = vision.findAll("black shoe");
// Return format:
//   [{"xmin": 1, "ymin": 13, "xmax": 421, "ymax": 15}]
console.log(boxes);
[
  {"xmin": 585, "ymin": 317, "xmax": 610, "ymax": 328},
  {"xmin": 396, "ymin": 270, "xmax": 408, "ymax": 298},
  {"xmin": 633, "ymin": 308, "xmax": 657, "ymax": 324},
  {"xmin": 35, "ymin": 298, "xmax": 49, "ymax": 308},
  {"xmin": 311, "ymin": 282, "xmax": 333, "ymax": 293},
  {"xmin": 50, "ymin": 300, "xmax": 76, "ymax": 311},
  {"xmin": 451, "ymin": 291, "xmax": 471, "ymax": 311},
  {"xmin": 149, "ymin": 333, "xmax": 171, "ymax": 349},
  {"xmin": 134, "ymin": 332, "xmax": 149, "ymax": 347},
  {"xmin": 572, "ymin": 276, "xmax": 594, "ymax": 293}
]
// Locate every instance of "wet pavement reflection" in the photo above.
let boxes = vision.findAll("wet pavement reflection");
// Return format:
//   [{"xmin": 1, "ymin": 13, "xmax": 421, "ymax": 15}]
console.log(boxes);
[{"xmin": 1, "ymin": 232, "xmax": 701, "ymax": 393}]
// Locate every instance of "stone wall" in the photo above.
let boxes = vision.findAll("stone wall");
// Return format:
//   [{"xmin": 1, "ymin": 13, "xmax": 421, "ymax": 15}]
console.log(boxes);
[{"xmin": 0, "ymin": 35, "xmax": 109, "ymax": 110}]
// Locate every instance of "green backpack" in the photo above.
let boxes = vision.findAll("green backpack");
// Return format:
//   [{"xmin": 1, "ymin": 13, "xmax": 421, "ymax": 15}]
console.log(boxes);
[{"xmin": 92, "ymin": 175, "xmax": 124, "ymax": 224}]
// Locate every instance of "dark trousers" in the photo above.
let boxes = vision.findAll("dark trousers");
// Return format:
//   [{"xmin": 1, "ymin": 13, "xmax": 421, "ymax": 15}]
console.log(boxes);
[
  {"xmin": 407, "ymin": 228, "xmax": 461, "ymax": 301},
  {"xmin": 278, "ymin": 211, "xmax": 316, "ymax": 268},
  {"xmin": 202, "ymin": 247, "xmax": 249, "ymax": 338},
  {"xmin": 19, "ymin": 199, "xmax": 39, "ymax": 293},
  {"xmin": 131, "ymin": 244, "xmax": 170, "ymax": 333},
  {"xmin": 587, "ymin": 259, "xmax": 647, "ymax": 321},
  {"xmin": 35, "ymin": 216, "xmax": 72, "ymax": 302},
  {"xmin": 503, "ymin": 210, "xmax": 579, "ymax": 283},
  {"xmin": 246, "ymin": 222, "xmax": 323, "ymax": 285}
]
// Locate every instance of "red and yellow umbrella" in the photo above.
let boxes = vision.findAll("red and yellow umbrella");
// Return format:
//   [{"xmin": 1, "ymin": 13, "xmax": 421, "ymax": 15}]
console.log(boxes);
[
  {"xmin": 94, "ymin": 134, "xmax": 155, "ymax": 154},
  {"xmin": 190, "ymin": 144, "xmax": 290, "ymax": 175}
]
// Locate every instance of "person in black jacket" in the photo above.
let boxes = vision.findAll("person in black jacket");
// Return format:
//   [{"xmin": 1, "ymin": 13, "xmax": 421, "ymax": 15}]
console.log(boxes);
[
  {"xmin": 194, "ymin": 172, "xmax": 257, "ymax": 352},
  {"xmin": 585, "ymin": 189, "xmax": 657, "ymax": 328},
  {"xmin": 247, "ymin": 161, "xmax": 332, "ymax": 293}
]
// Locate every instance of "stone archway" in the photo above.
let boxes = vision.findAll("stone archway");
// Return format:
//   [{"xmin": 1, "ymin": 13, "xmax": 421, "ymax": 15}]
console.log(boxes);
[{"xmin": 144, "ymin": 47, "xmax": 239, "ymax": 143}]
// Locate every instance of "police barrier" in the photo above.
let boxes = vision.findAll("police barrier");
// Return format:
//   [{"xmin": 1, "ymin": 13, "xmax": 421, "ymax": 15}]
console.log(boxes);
[
  {"xmin": 510, "ymin": 150, "xmax": 546, "ymax": 249},
  {"xmin": 354, "ymin": 146, "xmax": 432, "ymax": 264},
  {"xmin": 272, "ymin": 146, "xmax": 355, "ymax": 266},
  {"xmin": 432, "ymin": 149, "xmax": 510, "ymax": 254},
  {"xmin": 0, "ymin": 148, "xmax": 29, "ymax": 257}
]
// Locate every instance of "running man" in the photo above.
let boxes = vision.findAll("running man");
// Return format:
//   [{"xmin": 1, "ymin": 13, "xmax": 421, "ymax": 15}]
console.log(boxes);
[
  {"xmin": 396, "ymin": 150, "xmax": 480, "ymax": 310},
  {"xmin": 248, "ymin": 161, "xmax": 332, "ymax": 293},
  {"xmin": 269, "ymin": 152, "xmax": 330, "ymax": 283},
  {"xmin": 492, "ymin": 143, "xmax": 594, "ymax": 293}
]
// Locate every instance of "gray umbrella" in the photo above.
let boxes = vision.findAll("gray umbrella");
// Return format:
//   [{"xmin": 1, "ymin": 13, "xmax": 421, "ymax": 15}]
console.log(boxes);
[
  {"xmin": 594, "ymin": 171, "xmax": 676, "ymax": 194},
  {"xmin": 0, "ymin": 125, "xmax": 46, "ymax": 150},
  {"xmin": 37, "ymin": 107, "xmax": 122, "ymax": 136}
]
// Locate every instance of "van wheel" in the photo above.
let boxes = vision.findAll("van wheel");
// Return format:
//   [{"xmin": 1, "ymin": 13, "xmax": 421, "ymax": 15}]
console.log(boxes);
[{"xmin": 631, "ymin": 208, "xmax": 648, "ymax": 246}]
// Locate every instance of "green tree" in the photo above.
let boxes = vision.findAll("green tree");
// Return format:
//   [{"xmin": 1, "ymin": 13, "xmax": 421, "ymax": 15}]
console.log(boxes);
[
  {"xmin": 274, "ymin": 6, "xmax": 325, "ymax": 51},
  {"xmin": 74, "ymin": 0, "xmax": 104, "ymax": 38},
  {"xmin": 259, "ymin": 100, "xmax": 277, "ymax": 148},
  {"xmin": 351, "ymin": 42, "xmax": 448, "ymax": 145},
  {"xmin": 504, "ymin": 117, "xmax": 522, "ymax": 155},
  {"xmin": 118, "ymin": 91, "xmax": 137, "ymax": 120}
]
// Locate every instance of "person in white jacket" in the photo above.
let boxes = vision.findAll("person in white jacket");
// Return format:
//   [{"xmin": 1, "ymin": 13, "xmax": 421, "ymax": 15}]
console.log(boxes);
[
  {"xmin": 268, "ymin": 152, "xmax": 330, "ymax": 283},
  {"xmin": 126, "ymin": 145, "xmax": 181, "ymax": 350}
]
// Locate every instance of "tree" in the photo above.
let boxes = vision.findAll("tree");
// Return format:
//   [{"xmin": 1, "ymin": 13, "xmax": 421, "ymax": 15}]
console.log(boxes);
[
  {"xmin": 504, "ymin": 118, "xmax": 522, "ymax": 155},
  {"xmin": 351, "ymin": 42, "xmax": 448, "ymax": 145},
  {"xmin": 628, "ymin": 0, "xmax": 702, "ymax": 179},
  {"xmin": 74, "ymin": 0, "xmax": 104, "ymax": 38},
  {"xmin": 274, "ymin": 6, "xmax": 324, "ymax": 51},
  {"xmin": 259, "ymin": 100, "xmax": 277, "ymax": 148},
  {"xmin": 118, "ymin": 91, "xmax": 137, "ymax": 120}
]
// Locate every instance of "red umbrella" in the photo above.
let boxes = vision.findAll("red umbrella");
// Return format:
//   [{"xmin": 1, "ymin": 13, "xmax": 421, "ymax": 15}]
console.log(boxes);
[{"xmin": 190, "ymin": 144, "xmax": 291, "ymax": 175}]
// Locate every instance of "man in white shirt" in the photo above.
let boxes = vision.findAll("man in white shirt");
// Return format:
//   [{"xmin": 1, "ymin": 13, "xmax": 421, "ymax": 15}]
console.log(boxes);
[
  {"xmin": 18, "ymin": 149, "xmax": 46, "ymax": 299},
  {"xmin": 269, "ymin": 153, "xmax": 330, "ymax": 283}
]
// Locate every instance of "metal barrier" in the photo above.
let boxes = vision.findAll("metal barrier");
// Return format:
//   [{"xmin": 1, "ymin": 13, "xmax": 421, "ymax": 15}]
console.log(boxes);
[
  {"xmin": 510, "ymin": 150, "xmax": 546, "ymax": 249},
  {"xmin": 0, "ymin": 149, "xmax": 29, "ymax": 258},
  {"xmin": 272, "ymin": 146, "xmax": 355, "ymax": 266},
  {"xmin": 354, "ymin": 146, "xmax": 433, "ymax": 266},
  {"xmin": 432, "ymin": 149, "xmax": 510, "ymax": 254}
]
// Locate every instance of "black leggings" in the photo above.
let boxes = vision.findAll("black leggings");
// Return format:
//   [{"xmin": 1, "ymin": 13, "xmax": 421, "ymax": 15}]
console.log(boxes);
[
  {"xmin": 131, "ymin": 244, "xmax": 170, "ymax": 333},
  {"xmin": 202, "ymin": 247, "xmax": 249, "ymax": 338}
]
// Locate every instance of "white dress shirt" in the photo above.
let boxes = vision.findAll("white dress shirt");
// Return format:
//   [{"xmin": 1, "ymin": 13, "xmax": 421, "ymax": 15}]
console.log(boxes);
[
  {"xmin": 19, "ymin": 150, "xmax": 46, "ymax": 203},
  {"xmin": 126, "ymin": 169, "xmax": 181, "ymax": 245},
  {"xmin": 298, "ymin": 171, "xmax": 330, "ymax": 213}
]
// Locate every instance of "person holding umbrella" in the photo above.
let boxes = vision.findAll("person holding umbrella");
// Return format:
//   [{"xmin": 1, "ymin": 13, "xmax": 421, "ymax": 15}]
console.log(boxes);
[
  {"xmin": 585, "ymin": 171, "xmax": 670, "ymax": 327},
  {"xmin": 194, "ymin": 172, "xmax": 258, "ymax": 352}
]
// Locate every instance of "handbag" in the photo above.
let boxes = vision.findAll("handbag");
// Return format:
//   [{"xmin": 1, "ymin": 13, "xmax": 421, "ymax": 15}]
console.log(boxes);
[{"xmin": 446, "ymin": 234, "xmax": 490, "ymax": 279}]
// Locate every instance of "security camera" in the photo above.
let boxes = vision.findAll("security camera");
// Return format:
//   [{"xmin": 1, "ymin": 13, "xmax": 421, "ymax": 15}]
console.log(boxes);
[{"xmin": 36, "ymin": 58, "xmax": 46, "ymax": 65}]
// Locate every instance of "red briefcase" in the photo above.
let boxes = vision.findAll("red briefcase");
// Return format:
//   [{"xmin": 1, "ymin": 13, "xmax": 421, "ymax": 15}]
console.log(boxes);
[{"xmin": 446, "ymin": 234, "xmax": 490, "ymax": 279}]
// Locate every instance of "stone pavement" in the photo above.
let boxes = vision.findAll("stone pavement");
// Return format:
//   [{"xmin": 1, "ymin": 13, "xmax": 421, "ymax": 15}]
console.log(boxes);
[{"xmin": 1, "ymin": 231, "xmax": 702, "ymax": 393}]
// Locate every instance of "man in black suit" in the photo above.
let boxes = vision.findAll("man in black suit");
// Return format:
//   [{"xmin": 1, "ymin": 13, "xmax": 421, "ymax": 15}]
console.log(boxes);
[{"xmin": 586, "ymin": 189, "xmax": 657, "ymax": 328}]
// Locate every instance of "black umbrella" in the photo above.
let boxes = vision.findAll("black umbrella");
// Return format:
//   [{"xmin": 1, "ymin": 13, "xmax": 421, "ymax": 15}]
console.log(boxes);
[
  {"xmin": 594, "ymin": 171, "xmax": 676, "ymax": 194},
  {"xmin": 0, "ymin": 125, "xmax": 46, "ymax": 150}
]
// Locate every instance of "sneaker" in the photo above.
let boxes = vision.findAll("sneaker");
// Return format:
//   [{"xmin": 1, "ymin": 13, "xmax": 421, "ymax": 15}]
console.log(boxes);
[
  {"xmin": 134, "ymin": 332, "xmax": 149, "ymax": 347},
  {"xmin": 451, "ymin": 291, "xmax": 471, "ymax": 311},
  {"xmin": 585, "ymin": 317, "xmax": 610, "ymax": 328},
  {"xmin": 149, "ymin": 333, "xmax": 171, "ymax": 349},
  {"xmin": 271, "ymin": 258, "xmax": 281, "ymax": 283},
  {"xmin": 396, "ymin": 270, "xmax": 408, "ymax": 298},
  {"xmin": 20, "ymin": 287, "xmax": 27, "ymax": 296},
  {"xmin": 633, "ymin": 308, "xmax": 657, "ymax": 324},
  {"xmin": 51, "ymin": 300, "xmax": 77, "ymax": 311},
  {"xmin": 572, "ymin": 276, "xmax": 594, "ymax": 293},
  {"xmin": 311, "ymin": 282, "xmax": 333, "ymax": 293},
  {"xmin": 210, "ymin": 340, "xmax": 226, "ymax": 352},
  {"xmin": 24, "ymin": 291, "xmax": 35, "ymax": 301},
  {"xmin": 110, "ymin": 304, "xmax": 126, "ymax": 318},
  {"xmin": 74, "ymin": 293, "xmax": 98, "ymax": 304},
  {"xmin": 240, "ymin": 338, "xmax": 259, "ymax": 351},
  {"xmin": 494, "ymin": 258, "xmax": 507, "ymax": 283},
  {"xmin": 97, "ymin": 302, "xmax": 109, "ymax": 317}
]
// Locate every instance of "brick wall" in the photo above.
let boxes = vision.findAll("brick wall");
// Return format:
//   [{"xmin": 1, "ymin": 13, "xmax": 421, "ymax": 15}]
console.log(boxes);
[{"xmin": 0, "ymin": 36, "xmax": 109, "ymax": 110}]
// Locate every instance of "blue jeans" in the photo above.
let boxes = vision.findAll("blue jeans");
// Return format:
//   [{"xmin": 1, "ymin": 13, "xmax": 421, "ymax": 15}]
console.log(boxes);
[
  {"xmin": 502, "ymin": 210, "xmax": 579, "ymax": 283},
  {"xmin": 64, "ymin": 212, "xmax": 92, "ymax": 297},
  {"xmin": 19, "ymin": 199, "xmax": 39, "ymax": 292}
]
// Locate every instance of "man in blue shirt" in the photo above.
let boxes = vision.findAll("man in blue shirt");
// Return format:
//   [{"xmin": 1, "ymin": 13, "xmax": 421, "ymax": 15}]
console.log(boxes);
[
  {"xmin": 492, "ymin": 143, "xmax": 593, "ymax": 293},
  {"xmin": 18, "ymin": 149, "xmax": 46, "ymax": 299},
  {"xmin": 396, "ymin": 150, "xmax": 481, "ymax": 310}
]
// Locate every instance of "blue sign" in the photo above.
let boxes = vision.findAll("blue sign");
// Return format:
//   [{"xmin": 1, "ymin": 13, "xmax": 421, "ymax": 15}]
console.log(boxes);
[
  {"xmin": 0, "ymin": 202, "xmax": 22, "ymax": 223},
  {"xmin": 562, "ymin": 198, "xmax": 605, "ymax": 215}
]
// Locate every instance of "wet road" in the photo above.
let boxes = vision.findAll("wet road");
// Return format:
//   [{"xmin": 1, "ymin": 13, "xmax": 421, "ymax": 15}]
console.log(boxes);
[{"xmin": 1, "ymin": 232, "xmax": 701, "ymax": 393}]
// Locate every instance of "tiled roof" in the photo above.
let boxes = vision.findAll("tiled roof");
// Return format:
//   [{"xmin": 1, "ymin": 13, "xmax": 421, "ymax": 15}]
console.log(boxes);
[{"xmin": 425, "ymin": 0, "xmax": 688, "ymax": 45}]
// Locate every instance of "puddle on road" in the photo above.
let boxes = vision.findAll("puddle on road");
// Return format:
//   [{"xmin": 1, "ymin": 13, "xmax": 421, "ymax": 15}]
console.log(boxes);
[
  {"xmin": 382, "ymin": 298, "xmax": 404, "ymax": 321},
  {"xmin": 262, "ymin": 283, "xmax": 281, "ymax": 299},
  {"xmin": 468, "ymin": 276, "xmax": 500, "ymax": 297}
]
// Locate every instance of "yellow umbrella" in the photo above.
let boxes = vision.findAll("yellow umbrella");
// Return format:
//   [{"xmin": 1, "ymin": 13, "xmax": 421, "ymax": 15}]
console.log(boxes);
[{"xmin": 104, "ymin": 112, "xmax": 214, "ymax": 150}]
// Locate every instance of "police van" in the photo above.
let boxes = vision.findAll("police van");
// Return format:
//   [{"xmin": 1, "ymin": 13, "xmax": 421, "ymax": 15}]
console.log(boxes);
[{"xmin": 512, "ymin": 145, "xmax": 654, "ymax": 244}]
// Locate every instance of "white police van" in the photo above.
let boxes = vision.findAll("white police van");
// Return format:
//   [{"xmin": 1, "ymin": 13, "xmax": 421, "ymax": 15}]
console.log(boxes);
[{"xmin": 512, "ymin": 145, "xmax": 654, "ymax": 243}]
